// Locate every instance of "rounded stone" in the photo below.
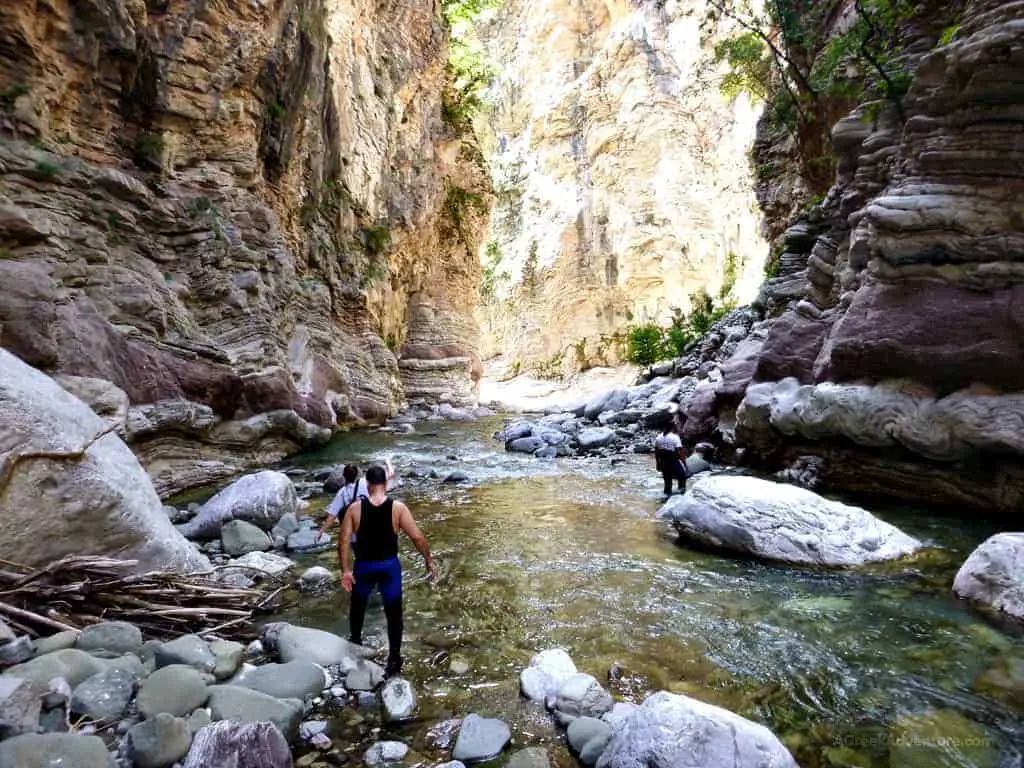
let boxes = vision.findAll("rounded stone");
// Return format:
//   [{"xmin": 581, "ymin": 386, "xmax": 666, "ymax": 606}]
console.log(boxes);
[
  {"xmin": 76, "ymin": 621, "xmax": 143, "ymax": 657},
  {"xmin": 137, "ymin": 664, "xmax": 210, "ymax": 719}
]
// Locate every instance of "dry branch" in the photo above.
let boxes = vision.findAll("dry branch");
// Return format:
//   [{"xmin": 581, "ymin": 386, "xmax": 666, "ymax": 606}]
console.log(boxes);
[{"xmin": 0, "ymin": 555, "xmax": 283, "ymax": 641}]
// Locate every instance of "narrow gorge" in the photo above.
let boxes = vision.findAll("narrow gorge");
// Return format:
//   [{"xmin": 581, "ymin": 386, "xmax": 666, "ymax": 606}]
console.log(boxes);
[{"xmin": 0, "ymin": 1, "xmax": 1023, "ymax": 768}]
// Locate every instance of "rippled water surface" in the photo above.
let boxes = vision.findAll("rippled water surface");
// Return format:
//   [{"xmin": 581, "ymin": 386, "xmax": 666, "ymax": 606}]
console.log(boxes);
[{"xmin": 271, "ymin": 418, "xmax": 1023, "ymax": 767}]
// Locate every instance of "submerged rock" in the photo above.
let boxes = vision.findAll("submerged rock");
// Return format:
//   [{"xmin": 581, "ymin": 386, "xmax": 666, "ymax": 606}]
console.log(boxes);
[
  {"xmin": 953, "ymin": 533, "xmax": 1024, "ymax": 620},
  {"xmin": 657, "ymin": 474, "xmax": 921, "ymax": 566},
  {"xmin": 181, "ymin": 471, "xmax": 298, "ymax": 539},
  {"xmin": 596, "ymin": 691, "xmax": 797, "ymax": 768},
  {"xmin": 183, "ymin": 720, "xmax": 291, "ymax": 768},
  {"xmin": 365, "ymin": 740, "xmax": 409, "ymax": 765},
  {"xmin": 453, "ymin": 714, "xmax": 511, "ymax": 763},
  {"xmin": 381, "ymin": 677, "xmax": 416, "ymax": 722}
]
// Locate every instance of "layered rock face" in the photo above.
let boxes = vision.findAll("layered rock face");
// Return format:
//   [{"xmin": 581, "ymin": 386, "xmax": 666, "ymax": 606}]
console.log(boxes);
[
  {"xmin": 475, "ymin": 0, "xmax": 767, "ymax": 376},
  {"xmin": 682, "ymin": 0, "xmax": 1024, "ymax": 514},
  {"xmin": 0, "ymin": 0, "xmax": 489, "ymax": 495}
]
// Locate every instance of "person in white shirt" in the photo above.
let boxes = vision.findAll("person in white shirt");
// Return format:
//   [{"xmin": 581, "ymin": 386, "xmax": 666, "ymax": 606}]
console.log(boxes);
[
  {"xmin": 315, "ymin": 459, "xmax": 395, "ymax": 542},
  {"xmin": 653, "ymin": 423, "xmax": 687, "ymax": 495}
]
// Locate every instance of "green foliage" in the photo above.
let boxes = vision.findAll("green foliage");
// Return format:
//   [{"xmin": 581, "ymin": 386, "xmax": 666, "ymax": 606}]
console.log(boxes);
[
  {"xmin": 522, "ymin": 240, "xmax": 539, "ymax": 292},
  {"xmin": 626, "ymin": 324, "xmax": 666, "ymax": 366},
  {"xmin": 0, "ymin": 84, "xmax": 29, "ymax": 109},
  {"xmin": 106, "ymin": 211, "xmax": 122, "ymax": 230},
  {"xmin": 443, "ymin": 39, "xmax": 495, "ymax": 126},
  {"xmin": 444, "ymin": 183, "xmax": 487, "ymax": 233},
  {"xmin": 266, "ymin": 101, "xmax": 285, "ymax": 120},
  {"xmin": 134, "ymin": 132, "xmax": 164, "ymax": 168},
  {"xmin": 360, "ymin": 225, "xmax": 391, "ymax": 254},
  {"xmin": 33, "ymin": 160, "xmax": 59, "ymax": 180},
  {"xmin": 480, "ymin": 240, "xmax": 506, "ymax": 298},
  {"xmin": 193, "ymin": 196, "xmax": 212, "ymax": 213},
  {"xmin": 534, "ymin": 351, "xmax": 565, "ymax": 381},
  {"xmin": 938, "ymin": 23, "xmax": 960, "ymax": 46},
  {"xmin": 714, "ymin": 32, "xmax": 771, "ymax": 101},
  {"xmin": 442, "ymin": 0, "xmax": 499, "ymax": 26},
  {"xmin": 720, "ymin": 251, "xmax": 740, "ymax": 301}
]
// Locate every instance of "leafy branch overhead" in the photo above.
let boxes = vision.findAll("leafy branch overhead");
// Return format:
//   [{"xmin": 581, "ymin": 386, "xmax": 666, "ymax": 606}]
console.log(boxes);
[{"xmin": 442, "ymin": 0, "xmax": 500, "ymax": 126}]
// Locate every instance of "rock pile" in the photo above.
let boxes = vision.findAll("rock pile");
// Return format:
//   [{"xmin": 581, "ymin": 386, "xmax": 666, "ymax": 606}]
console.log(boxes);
[{"xmin": 0, "ymin": 619, "xmax": 413, "ymax": 768}]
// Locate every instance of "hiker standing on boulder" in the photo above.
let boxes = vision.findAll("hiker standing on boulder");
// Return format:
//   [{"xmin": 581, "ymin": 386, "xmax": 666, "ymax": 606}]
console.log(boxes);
[
  {"xmin": 654, "ymin": 422, "xmax": 688, "ymax": 495},
  {"xmin": 338, "ymin": 464, "xmax": 435, "ymax": 678}
]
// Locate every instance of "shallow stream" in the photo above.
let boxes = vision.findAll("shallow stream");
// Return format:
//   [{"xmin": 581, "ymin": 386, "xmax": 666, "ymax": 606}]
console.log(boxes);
[{"xmin": 270, "ymin": 418, "xmax": 1023, "ymax": 768}]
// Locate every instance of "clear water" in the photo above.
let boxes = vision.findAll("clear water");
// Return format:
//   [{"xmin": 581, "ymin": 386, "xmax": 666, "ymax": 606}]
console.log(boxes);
[{"xmin": 268, "ymin": 418, "xmax": 1023, "ymax": 767}]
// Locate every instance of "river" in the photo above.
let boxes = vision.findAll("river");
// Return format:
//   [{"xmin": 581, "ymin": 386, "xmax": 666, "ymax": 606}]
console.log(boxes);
[{"xmin": 268, "ymin": 417, "xmax": 1023, "ymax": 768}]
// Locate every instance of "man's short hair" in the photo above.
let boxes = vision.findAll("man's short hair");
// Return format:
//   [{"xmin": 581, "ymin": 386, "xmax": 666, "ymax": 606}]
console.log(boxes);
[{"xmin": 365, "ymin": 465, "xmax": 387, "ymax": 486}]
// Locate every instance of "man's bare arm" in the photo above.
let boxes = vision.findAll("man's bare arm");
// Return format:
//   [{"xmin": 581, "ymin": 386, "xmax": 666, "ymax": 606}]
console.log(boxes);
[
  {"xmin": 397, "ymin": 502, "xmax": 435, "ymax": 578},
  {"xmin": 339, "ymin": 502, "xmax": 360, "ymax": 592}
]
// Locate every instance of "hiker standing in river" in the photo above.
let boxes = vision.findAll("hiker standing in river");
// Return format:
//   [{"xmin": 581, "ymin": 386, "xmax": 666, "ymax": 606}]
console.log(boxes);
[
  {"xmin": 654, "ymin": 421, "xmax": 688, "ymax": 495},
  {"xmin": 316, "ymin": 459, "xmax": 395, "ymax": 543},
  {"xmin": 338, "ymin": 464, "xmax": 436, "ymax": 678}
]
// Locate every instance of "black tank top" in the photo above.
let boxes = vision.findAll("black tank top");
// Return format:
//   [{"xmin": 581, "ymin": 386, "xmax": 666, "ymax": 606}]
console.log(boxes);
[{"xmin": 353, "ymin": 497, "xmax": 399, "ymax": 561}]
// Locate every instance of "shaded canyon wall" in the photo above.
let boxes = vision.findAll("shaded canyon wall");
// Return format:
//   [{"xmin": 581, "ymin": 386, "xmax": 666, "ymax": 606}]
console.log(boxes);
[
  {"xmin": 0, "ymin": 0, "xmax": 490, "ymax": 495},
  {"xmin": 681, "ymin": 0, "xmax": 1024, "ymax": 515}
]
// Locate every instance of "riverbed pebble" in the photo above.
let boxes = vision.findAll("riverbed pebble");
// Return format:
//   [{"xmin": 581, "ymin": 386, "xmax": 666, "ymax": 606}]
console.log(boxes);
[
  {"xmin": 136, "ymin": 664, "xmax": 209, "ymax": 719},
  {"xmin": 381, "ymin": 677, "xmax": 416, "ymax": 722},
  {"xmin": 127, "ymin": 712, "xmax": 193, "ymax": 768},
  {"xmin": 69, "ymin": 666, "xmax": 138, "ymax": 721},
  {"xmin": 0, "ymin": 732, "xmax": 111, "ymax": 768},
  {"xmin": 452, "ymin": 714, "xmax": 511, "ymax": 763},
  {"xmin": 230, "ymin": 660, "xmax": 327, "ymax": 699},
  {"xmin": 364, "ymin": 740, "xmax": 409, "ymax": 765}
]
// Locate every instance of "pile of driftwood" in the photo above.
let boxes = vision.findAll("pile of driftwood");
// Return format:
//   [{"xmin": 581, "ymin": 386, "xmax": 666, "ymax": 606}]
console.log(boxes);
[{"xmin": 0, "ymin": 555, "xmax": 283, "ymax": 641}]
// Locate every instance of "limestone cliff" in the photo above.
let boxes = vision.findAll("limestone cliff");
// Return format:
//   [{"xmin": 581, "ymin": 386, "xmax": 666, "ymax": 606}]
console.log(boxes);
[
  {"xmin": 0, "ymin": 0, "xmax": 490, "ymax": 495},
  {"xmin": 679, "ymin": 0, "xmax": 1024, "ymax": 515},
  {"xmin": 474, "ymin": 0, "xmax": 767, "ymax": 377}
]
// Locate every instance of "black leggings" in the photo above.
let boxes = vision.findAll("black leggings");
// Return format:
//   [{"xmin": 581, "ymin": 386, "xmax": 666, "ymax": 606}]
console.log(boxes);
[{"xmin": 349, "ymin": 594, "xmax": 404, "ymax": 664}]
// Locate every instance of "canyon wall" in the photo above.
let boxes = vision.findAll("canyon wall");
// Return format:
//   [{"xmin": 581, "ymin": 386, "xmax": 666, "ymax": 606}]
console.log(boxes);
[
  {"xmin": 474, "ymin": 0, "xmax": 768, "ymax": 377},
  {"xmin": 0, "ymin": 0, "xmax": 489, "ymax": 496},
  {"xmin": 679, "ymin": 0, "xmax": 1024, "ymax": 515}
]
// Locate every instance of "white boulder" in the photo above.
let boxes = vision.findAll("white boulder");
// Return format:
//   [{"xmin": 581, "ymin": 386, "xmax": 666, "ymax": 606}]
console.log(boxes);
[
  {"xmin": 182, "ymin": 470, "xmax": 297, "ymax": 539},
  {"xmin": 520, "ymin": 649, "xmax": 577, "ymax": 702},
  {"xmin": 657, "ymin": 474, "xmax": 920, "ymax": 566},
  {"xmin": 596, "ymin": 691, "xmax": 797, "ymax": 768},
  {"xmin": 0, "ymin": 349, "xmax": 209, "ymax": 573},
  {"xmin": 953, "ymin": 533, "xmax": 1024, "ymax": 619}
]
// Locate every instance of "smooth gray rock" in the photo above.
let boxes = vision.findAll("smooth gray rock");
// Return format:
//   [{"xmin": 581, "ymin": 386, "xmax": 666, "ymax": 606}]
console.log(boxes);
[
  {"xmin": 365, "ymin": 740, "xmax": 409, "ymax": 765},
  {"xmin": 0, "ymin": 620, "xmax": 14, "ymax": 646},
  {"xmin": 500, "ymin": 422, "xmax": 535, "ymax": 442},
  {"xmin": 535, "ymin": 446, "xmax": 558, "ymax": 459},
  {"xmin": 0, "ymin": 350, "xmax": 210, "ymax": 573},
  {"xmin": 186, "ymin": 708, "xmax": 211, "ymax": 734},
  {"xmin": 0, "ymin": 637, "xmax": 33, "ymax": 666},
  {"xmin": 345, "ymin": 660, "xmax": 385, "ymax": 691},
  {"xmin": 577, "ymin": 427, "xmax": 615, "ymax": 450},
  {"xmin": 206, "ymin": 685, "xmax": 302, "ymax": 739},
  {"xmin": 286, "ymin": 529, "xmax": 331, "ymax": 552},
  {"xmin": 136, "ymin": 664, "xmax": 210, "ymax": 718},
  {"xmin": 444, "ymin": 471, "xmax": 470, "ymax": 484},
  {"xmin": 77, "ymin": 621, "xmax": 143, "ymax": 657},
  {"xmin": 182, "ymin": 720, "xmax": 291, "ymax": 768},
  {"xmin": 656, "ymin": 474, "xmax": 921, "ymax": 566},
  {"xmin": 155, "ymin": 635, "xmax": 216, "ymax": 674},
  {"xmin": 2, "ymin": 648, "xmax": 105, "ymax": 688},
  {"xmin": 262, "ymin": 622, "xmax": 370, "ymax": 666},
  {"xmin": 520, "ymin": 648, "xmax": 577, "ymax": 702},
  {"xmin": 0, "ymin": 676, "xmax": 40, "ymax": 738},
  {"xmin": 453, "ymin": 713, "xmax": 511, "ymax": 763},
  {"xmin": 684, "ymin": 454, "xmax": 712, "ymax": 475},
  {"xmin": 595, "ymin": 691, "xmax": 797, "ymax": 768},
  {"xmin": 381, "ymin": 677, "xmax": 416, "ymax": 722},
  {"xmin": 127, "ymin": 712, "xmax": 193, "ymax": 768},
  {"xmin": 220, "ymin": 520, "xmax": 272, "ymax": 556},
  {"xmin": 230, "ymin": 660, "xmax": 326, "ymax": 699},
  {"xmin": 0, "ymin": 732, "xmax": 111, "ymax": 768},
  {"xmin": 568, "ymin": 717, "xmax": 612, "ymax": 753},
  {"xmin": 580, "ymin": 733, "xmax": 613, "ymax": 766},
  {"xmin": 953, "ymin": 533, "xmax": 1024, "ymax": 619},
  {"xmin": 38, "ymin": 707, "xmax": 66, "ymax": 734},
  {"xmin": 271, "ymin": 512, "xmax": 300, "ymax": 539},
  {"xmin": 583, "ymin": 388, "xmax": 629, "ymax": 421},
  {"xmin": 507, "ymin": 748, "xmax": 551, "ymax": 768},
  {"xmin": 70, "ymin": 666, "xmax": 138, "ymax": 720},
  {"xmin": 556, "ymin": 674, "xmax": 613, "ymax": 719},
  {"xmin": 509, "ymin": 437, "xmax": 546, "ymax": 453},
  {"xmin": 181, "ymin": 471, "xmax": 298, "ymax": 539},
  {"xmin": 32, "ymin": 630, "xmax": 79, "ymax": 657},
  {"xmin": 210, "ymin": 640, "xmax": 245, "ymax": 681},
  {"xmin": 298, "ymin": 566, "xmax": 335, "ymax": 593}
]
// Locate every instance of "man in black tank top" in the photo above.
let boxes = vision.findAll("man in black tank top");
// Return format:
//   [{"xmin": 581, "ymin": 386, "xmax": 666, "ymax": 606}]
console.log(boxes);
[{"xmin": 339, "ymin": 464, "xmax": 436, "ymax": 679}]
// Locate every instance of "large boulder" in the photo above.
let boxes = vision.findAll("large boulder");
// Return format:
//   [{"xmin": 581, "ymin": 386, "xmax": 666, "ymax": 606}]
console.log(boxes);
[
  {"xmin": 657, "ymin": 475, "xmax": 921, "ymax": 566},
  {"xmin": 229, "ymin": 661, "xmax": 326, "ymax": 699},
  {"xmin": 953, "ymin": 533, "xmax": 1024, "ymax": 619},
  {"xmin": 182, "ymin": 721, "xmax": 291, "ymax": 768},
  {"xmin": 181, "ymin": 471, "xmax": 297, "ymax": 539},
  {"xmin": 583, "ymin": 389, "xmax": 629, "ymax": 421},
  {"xmin": 206, "ymin": 685, "xmax": 303, "ymax": 739},
  {"xmin": 577, "ymin": 428, "xmax": 615, "ymax": 450},
  {"xmin": 0, "ymin": 350, "xmax": 209, "ymax": 572},
  {"xmin": 596, "ymin": 691, "xmax": 796, "ymax": 768}
]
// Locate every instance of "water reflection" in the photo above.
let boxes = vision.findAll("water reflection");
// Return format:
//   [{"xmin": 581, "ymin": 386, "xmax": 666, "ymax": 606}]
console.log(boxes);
[{"xmin": 272, "ymin": 418, "xmax": 1023, "ymax": 767}]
